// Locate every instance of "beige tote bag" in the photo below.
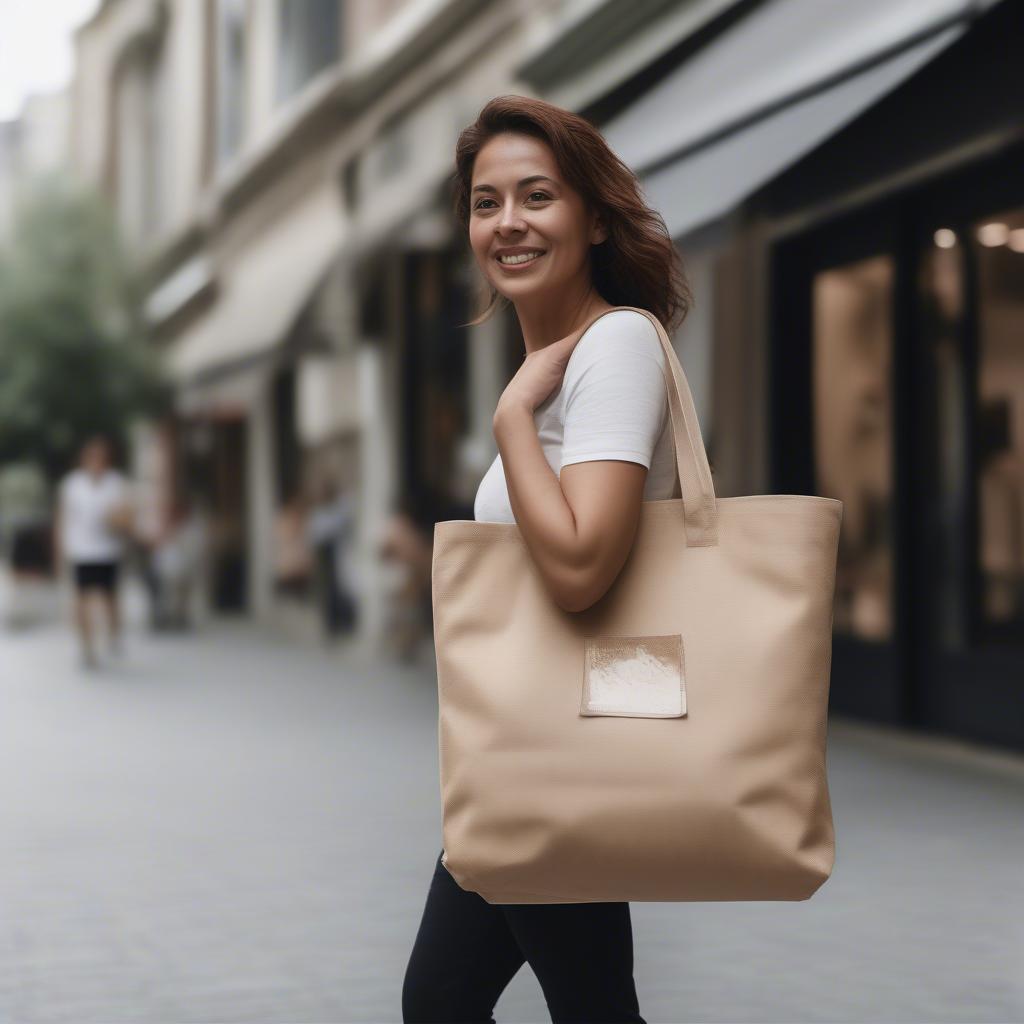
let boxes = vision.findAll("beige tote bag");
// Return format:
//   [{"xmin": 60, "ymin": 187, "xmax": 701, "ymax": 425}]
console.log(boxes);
[{"xmin": 431, "ymin": 305, "xmax": 842, "ymax": 904}]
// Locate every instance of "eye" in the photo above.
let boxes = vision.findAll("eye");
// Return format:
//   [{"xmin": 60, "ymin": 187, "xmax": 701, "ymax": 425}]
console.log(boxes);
[{"xmin": 473, "ymin": 191, "xmax": 551, "ymax": 211}]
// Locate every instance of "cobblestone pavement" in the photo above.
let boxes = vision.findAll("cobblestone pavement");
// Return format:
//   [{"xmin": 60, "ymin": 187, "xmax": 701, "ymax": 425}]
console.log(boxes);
[{"xmin": 1, "ymin": 615, "xmax": 1022, "ymax": 1023}]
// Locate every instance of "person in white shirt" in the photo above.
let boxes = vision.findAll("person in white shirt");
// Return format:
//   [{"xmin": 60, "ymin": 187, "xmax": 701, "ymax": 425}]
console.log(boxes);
[
  {"xmin": 54, "ymin": 436, "xmax": 133, "ymax": 668},
  {"xmin": 403, "ymin": 95, "xmax": 702, "ymax": 1024}
]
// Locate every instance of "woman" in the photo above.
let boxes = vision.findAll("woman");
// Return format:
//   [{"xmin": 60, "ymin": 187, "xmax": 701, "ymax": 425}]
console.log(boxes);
[
  {"xmin": 402, "ymin": 95, "xmax": 692, "ymax": 1023},
  {"xmin": 54, "ymin": 435, "xmax": 133, "ymax": 668}
]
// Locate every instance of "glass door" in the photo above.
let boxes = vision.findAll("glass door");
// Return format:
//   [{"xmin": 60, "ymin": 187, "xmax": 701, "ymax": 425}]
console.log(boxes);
[
  {"xmin": 813, "ymin": 254, "xmax": 896, "ymax": 647},
  {"xmin": 771, "ymin": 213, "xmax": 906, "ymax": 723}
]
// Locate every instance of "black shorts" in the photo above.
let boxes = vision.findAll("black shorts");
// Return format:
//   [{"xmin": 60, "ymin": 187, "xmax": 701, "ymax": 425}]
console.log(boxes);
[{"xmin": 73, "ymin": 561, "xmax": 120, "ymax": 593}]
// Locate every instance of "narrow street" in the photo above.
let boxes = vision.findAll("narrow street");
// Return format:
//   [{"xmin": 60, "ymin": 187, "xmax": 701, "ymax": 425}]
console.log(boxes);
[{"xmin": 1, "ymin": 615, "xmax": 1022, "ymax": 1023}]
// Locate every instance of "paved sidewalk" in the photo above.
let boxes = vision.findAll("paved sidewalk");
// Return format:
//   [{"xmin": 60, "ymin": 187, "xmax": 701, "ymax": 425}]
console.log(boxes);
[{"xmin": 1, "ymin": 619, "xmax": 1022, "ymax": 1023}]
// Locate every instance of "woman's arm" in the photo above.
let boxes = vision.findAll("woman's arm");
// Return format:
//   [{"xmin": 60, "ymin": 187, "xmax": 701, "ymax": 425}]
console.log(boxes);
[{"xmin": 493, "ymin": 403, "xmax": 648, "ymax": 613}]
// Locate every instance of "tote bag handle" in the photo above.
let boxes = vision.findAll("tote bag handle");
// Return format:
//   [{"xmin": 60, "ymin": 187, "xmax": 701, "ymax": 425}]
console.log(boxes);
[{"xmin": 571, "ymin": 305, "xmax": 719, "ymax": 547}]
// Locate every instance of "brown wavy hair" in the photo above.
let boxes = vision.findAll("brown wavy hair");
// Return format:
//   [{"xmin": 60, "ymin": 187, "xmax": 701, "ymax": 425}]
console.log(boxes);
[{"xmin": 451, "ymin": 94, "xmax": 693, "ymax": 333}]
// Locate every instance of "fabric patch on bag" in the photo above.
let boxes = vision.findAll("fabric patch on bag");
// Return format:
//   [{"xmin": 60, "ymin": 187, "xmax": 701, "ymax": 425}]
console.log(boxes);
[{"xmin": 580, "ymin": 633, "xmax": 686, "ymax": 718}]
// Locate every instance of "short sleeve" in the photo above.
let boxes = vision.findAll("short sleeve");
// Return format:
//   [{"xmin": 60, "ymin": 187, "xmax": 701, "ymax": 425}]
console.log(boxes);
[{"xmin": 559, "ymin": 311, "xmax": 669, "ymax": 472}]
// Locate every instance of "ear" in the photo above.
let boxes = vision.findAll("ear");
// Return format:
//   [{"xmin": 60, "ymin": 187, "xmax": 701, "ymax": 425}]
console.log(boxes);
[{"xmin": 590, "ymin": 210, "xmax": 608, "ymax": 246}]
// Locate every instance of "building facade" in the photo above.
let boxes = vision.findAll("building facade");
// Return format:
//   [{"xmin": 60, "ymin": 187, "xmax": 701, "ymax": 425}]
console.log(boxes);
[
  {"xmin": 67, "ymin": 0, "xmax": 1023, "ymax": 750},
  {"xmin": 68, "ymin": 0, "xmax": 558, "ymax": 650},
  {"xmin": 535, "ymin": 0, "xmax": 1021, "ymax": 752}
]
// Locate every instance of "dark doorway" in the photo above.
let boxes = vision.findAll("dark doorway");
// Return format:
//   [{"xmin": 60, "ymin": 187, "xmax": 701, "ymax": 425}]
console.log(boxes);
[
  {"xmin": 399, "ymin": 248, "xmax": 471, "ymax": 527},
  {"xmin": 183, "ymin": 414, "xmax": 249, "ymax": 612}
]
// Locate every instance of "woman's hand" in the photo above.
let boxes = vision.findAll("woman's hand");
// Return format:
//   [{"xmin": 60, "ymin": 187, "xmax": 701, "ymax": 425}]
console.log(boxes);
[{"xmin": 493, "ymin": 332, "xmax": 580, "ymax": 423}]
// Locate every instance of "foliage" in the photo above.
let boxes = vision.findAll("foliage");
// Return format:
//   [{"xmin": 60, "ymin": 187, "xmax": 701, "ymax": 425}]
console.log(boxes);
[{"xmin": 0, "ymin": 173, "xmax": 168, "ymax": 481}]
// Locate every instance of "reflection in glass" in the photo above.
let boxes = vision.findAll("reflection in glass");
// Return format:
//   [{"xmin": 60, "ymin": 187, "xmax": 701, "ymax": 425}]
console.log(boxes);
[
  {"xmin": 813, "ymin": 256, "xmax": 894, "ymax": 641},
  {"xmin": 974, "ymin": 208, "xmax": 1024, "ymax": 642},
  {"xmin": 919, "ymin": 237, "xmax": 969, "ymax": 650}
]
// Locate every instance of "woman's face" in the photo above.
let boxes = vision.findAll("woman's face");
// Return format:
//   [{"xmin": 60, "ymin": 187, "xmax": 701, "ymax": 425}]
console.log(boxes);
[
  {"xmin": 468, "ymin": 132, "xmax": 605, "ymax": 305},
  {"xmin": 81, "ymin": 440, "xmax": 111, "ymax": 473}
]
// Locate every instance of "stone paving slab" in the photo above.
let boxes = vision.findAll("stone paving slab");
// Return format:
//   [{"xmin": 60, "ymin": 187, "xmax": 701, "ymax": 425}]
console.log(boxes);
[{"xmin": 1, "ymin": 620, "xmax": 1022, "ymax": 1023}]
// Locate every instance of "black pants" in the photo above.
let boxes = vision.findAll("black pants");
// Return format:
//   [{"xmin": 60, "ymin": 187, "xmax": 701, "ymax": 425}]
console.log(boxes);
[
  {"xmin": 316, "ymin": 543, "xmax": 357, "ymax": 635},
  {"xmin": 402, "ymin": 849, "xmax": 645, "ymax": 1023},
  {"xmin": 73, "ymin": 560, "xmax": 120, "ymax": 593}
]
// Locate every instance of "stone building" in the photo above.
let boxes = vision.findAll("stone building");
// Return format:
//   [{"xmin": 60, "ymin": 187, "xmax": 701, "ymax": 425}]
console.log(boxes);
[{"xmin": 68, "ymin": 0, "xmax": 1024, "ymax": 750}]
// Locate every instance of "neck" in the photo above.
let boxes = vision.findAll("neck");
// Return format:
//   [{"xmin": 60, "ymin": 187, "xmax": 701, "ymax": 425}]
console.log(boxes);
[{"xmin": 514, "ymin": 283, "xmax": 614, "ymax": 355}]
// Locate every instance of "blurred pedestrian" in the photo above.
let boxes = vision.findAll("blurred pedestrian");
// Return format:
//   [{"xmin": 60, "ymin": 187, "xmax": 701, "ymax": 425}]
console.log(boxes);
[
  {"xmin": 376, "ymin": 499, "xmax": 433, "ymax": 663},
  {"xmin": 148, "ymin": 493, "xmax": 206, "ymax": 631},
  {"xmin": 306, "ymin": 476, "xmax": 358, "ymax": 641},
  {"xmin": 274, "ymin": 492, "xmax": 313, "ymax": 598},
  {"xmin": 54, "ymin": 435, "xmax": 133, "ymax": 669}
]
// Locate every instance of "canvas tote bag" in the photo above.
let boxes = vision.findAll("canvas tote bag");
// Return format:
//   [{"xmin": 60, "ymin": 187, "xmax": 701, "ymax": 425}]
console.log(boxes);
[{"xmin": 431, "ymin": 305, "xmax": 842, "ymax": 904}]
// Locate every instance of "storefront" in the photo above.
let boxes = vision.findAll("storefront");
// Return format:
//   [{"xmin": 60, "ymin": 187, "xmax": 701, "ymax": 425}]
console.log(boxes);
[
  {"xmin": 583, "ymin": 0, "xmax": 1021, "ymax": 751},
  {"xmin": 155, "ymin": 168, "xmax": 347, "ymax": 622},
  {"xmin": 760, "ymin": 0, "xmax": 1023, "ymax": 751},
  {"xmin": 397, "ymin": 245, "xmax": 474, "ymax": 527},
  {"xmin": 264, "ymin": 267, "xmax": 365, "ymax": 642}
]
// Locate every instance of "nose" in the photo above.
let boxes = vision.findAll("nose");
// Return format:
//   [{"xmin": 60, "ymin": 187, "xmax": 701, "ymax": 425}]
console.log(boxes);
[{"xmin": 495, "ymin": 205, "xmax": 526, "ymax": 236}]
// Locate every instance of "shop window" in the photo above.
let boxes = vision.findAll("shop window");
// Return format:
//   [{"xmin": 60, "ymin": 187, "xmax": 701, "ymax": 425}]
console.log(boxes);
[
  {"xmin": 921, "ymin": 206, "xmax": 1024, "ymax": 649},
  {"xmin": 974, "ymin": 208, "xmax": 1024, "ymax": 643},
  {"xmin": 919, "ymin": 235, "xmax": 969, "ymax": 649},
  {"xmin": 813, "ymin": 255, "xmax": 895, "ymax": 642}
]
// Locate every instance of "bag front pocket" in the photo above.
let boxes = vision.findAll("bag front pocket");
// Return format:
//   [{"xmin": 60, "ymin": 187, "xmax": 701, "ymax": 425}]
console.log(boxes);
[{"xmin": 580, "ymin": 633, "xmax": 687, "ymax": 719}]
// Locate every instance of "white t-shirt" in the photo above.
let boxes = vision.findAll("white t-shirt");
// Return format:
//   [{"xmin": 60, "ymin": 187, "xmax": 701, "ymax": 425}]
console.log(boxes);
[
  {"xmin": 474, "ymin": 309, "xmax": 679, "ymax": 524},
  {"xmin": 59, "ymin": 467, "xmax": 130, "ymax": 562}
]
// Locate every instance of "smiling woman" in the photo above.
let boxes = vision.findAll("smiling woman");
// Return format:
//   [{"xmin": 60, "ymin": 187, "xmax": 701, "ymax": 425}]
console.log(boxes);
[
  {"xmin": 457, "ymin": 105, "xmax": 691, "ymax": 615},
  {"xmin": 401, "ymin": 95, "xmax": 698, "ymax": 1024},
  {"xmin": 453, "ymin": 97, "xmax": 692, "ymax": 338}
]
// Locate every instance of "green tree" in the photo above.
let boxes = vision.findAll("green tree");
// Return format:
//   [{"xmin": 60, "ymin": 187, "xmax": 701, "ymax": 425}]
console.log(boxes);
[{"xmin": 0, "ymin": 174, "xmax": 168, "ymax": 481}]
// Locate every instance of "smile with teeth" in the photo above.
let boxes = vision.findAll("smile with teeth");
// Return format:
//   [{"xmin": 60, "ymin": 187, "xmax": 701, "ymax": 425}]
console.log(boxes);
[{"xmin": 497, "ymin": 251, "xmax": 545, "ymax": 265}]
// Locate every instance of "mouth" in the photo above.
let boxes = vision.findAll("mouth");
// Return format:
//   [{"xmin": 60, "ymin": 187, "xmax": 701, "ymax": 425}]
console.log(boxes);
[{"xmin": 495, "ymin": 250, "xmax": 546, "ymax": 270}]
